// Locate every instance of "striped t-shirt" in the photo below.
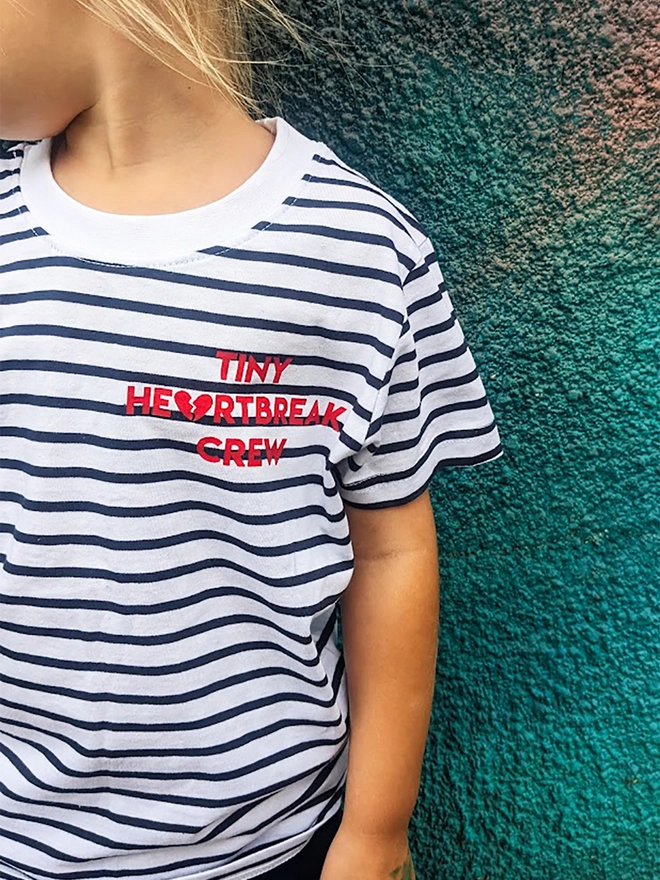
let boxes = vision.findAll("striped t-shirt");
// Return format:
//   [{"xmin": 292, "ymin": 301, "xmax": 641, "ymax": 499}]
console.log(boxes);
[{"xmin": 0, "ymin": 116, "xmax": 502, "ymax": 879}]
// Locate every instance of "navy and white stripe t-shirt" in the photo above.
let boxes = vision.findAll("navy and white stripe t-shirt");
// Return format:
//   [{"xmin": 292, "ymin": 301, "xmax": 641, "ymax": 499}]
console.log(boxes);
[{"xmin": 0, "ymin": 116, "xmax": 502, "ymax": 879}]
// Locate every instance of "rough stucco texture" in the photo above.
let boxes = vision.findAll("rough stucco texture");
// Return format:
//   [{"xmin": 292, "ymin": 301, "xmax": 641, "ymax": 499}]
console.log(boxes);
[{"xmin": 266, "ymin": 1, "xmax": 659, "ymax": 878}]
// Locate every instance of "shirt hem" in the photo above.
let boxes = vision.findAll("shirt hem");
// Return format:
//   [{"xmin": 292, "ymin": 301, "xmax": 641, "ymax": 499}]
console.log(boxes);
[{"xmin": 340, "ymin": 444, "xmax": 504, "ymax": 509}]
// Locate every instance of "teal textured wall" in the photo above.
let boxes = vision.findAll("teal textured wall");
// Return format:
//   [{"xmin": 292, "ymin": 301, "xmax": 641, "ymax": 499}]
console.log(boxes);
[{"xmin": 266, "ymin": 1, "xmax": 659, "ymax": 878}]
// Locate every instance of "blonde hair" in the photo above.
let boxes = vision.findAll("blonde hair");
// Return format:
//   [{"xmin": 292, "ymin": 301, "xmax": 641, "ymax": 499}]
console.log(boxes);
[{"xmin": 73, "ymin": 0, "xmax": 310, "ymax": 116}]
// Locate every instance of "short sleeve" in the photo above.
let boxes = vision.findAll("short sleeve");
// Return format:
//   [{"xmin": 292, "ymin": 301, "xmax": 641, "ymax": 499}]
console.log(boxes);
[{"xmin": 335, "ymin": 237, "xmax": 502, "ymax": 509}]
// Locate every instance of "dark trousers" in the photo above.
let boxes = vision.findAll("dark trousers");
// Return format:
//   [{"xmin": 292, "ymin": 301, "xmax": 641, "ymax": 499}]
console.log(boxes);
[{"xmin": 256, "ymin": 809, "xmax": 343, "ymax": 879}]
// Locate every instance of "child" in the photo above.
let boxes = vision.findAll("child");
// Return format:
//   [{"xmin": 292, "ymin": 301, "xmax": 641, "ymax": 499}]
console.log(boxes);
[{"xmin": 0, "ymin": 1, "xmax": 502, "ymax": 878}]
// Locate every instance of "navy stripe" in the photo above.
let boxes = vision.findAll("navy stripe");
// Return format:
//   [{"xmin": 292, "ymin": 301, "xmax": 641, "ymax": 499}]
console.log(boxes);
[
  {"xmin": 0, "ymin": 521, "xmax": 350, "ymax": 557},
  {"xmin": 0, "ymin": 416, "xmax": 337, "ymax": 461},
  {"xmin": 364, "ymin": 377, "xmax": 486, "ymax": 441},
  {"xmin": 0, "ymin": 655, "xmax": 326, "ymax": 694},
  {"xmin": 0, "ymin": 689, "xmax": 342, "ymax": 735},
  {"xmin": 405, "ymin": 248, "xmax": 438, "ymax": 283},
  {"xmin": 282, "ymin": 197, "xmax": 413, "ymax": 236},
  {"xmin": 0, "ymin": 286, "xmax": 397, "ymax": 356},
  {"xmin": 375, "ymin": 419, "xmax": 498, "ymax": 456},
  {"xmin": 199, "ymin": 245, "xmax": 403, "ymax": 288},
  {"xmin": 0, "ymin": 457, "xmax": 340, "ymax": 499},
  {"xmin": 0, "ymin": 256, "xmax": 405, "ymax": 324},
  {"xmin": 251, "ymin": 220, "xmax": 413, "ymax": 266},
  {"xmin": 0, "ymin": 776, "xmax": 198, "ymax": 834},
  {"xmin": 0, "ymin": 612, "xmax": 309, "ymax": 647},
  {"xmin": 253, "ymin": 745, "xmax": 346, "ymax": 843},
  {"xmin": 0, "ymin": 708, "xmax": 341, "ymax": 762},
  {"xmin": 0, "ymin": 581, "xmax": 346, "ymax": 616},
  {"xmin": 413, "ymin": 313, "xmax": 457, "ymax": 341},
  {"xmin": 0, "ymin": 825, "xmax": 88, "ymax": 864},
  {"xmin": 341, "ymin": 447, "xmax": 503, "ymax": 509},
  {"xmin": 0, "ymin": 545, "xmax": 352, "ymax": 585},
  {"xmin": 1, "ymin": 666, "xmax": 328, "ymax": 714},
  {"xmin": 311, "ymin": 153, "xmax": 369, "ymax": 181},
  {"xmin": 193, "ymin": 748, "xmax": 347, "ymax": 861},
  {"xmin": 407, "ymin": 284, "xmax": 446, "ymax": 315},
  {"xmin": 302, "ymin": 174, "xmax": 427, "ymax": 234},
  {"xmin": 381, "ymin": 392, "xmax": 492, "ymax": 427},
  {"xmin": 0, "ymin": 489, "xmax": 346, "ymax": 526},
  {"xmin": 0, "ymin": 204, "xmax": 29, "ymax": 221},
  {"xmin": 0, "ymin": 731, "xmax": 347, "ymax": 818},
  {"xmin": 0, "ymin": 803, "xmax": 153, "ymax": 853},
  {"xmin": 0, "ymin": 184, "xmax": 19, "ymax": 201},
  {"xmin": 0, "ymin": 226, "xmax": 41, "ymax": 246},
  {"xmin": 388, "ymin": 366, "xmax": 481, "ymax": 396},
  {"xmin": 341, "ymin": 480, "xmax": 433, "ymax": 510},
  {"xmin": 418, "ymin": 339, "xmax": 469, "ymax": 367},
  {"xmin": 0, "ymin": 324, "xmax": 383, "ymax": 387}
]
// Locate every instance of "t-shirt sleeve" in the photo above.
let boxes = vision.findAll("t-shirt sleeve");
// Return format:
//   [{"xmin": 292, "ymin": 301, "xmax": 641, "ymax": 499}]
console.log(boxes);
[{"xmin": 335, "ymin": 236, "xmax": 503, "ymax": 509}]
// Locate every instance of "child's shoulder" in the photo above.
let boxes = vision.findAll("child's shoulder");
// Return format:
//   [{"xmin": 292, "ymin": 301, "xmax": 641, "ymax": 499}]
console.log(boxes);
[{"xmin": 295, "ymin": 123, "xmax": 433, "ymax": 263}]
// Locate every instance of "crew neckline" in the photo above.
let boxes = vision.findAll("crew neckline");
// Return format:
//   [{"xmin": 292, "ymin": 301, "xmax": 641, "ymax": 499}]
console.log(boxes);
[{"xmin": 19, "ymin": 117, "xmax": 317, "ymax": 267}]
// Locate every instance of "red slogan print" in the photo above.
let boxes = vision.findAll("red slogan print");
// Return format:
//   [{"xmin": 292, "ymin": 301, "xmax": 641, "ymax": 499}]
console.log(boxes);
[{"xmin": 123, "ymin": 349, "xmax": 347, "ymax": 467}]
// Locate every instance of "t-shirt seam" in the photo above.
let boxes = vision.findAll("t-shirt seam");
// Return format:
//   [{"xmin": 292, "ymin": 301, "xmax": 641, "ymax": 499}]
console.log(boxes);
[
  {"xmin": 338, "ymin": 240, "xmax": 431, "ymax": 488},
  {"xmin": 19, "ymin": 185, "xmax": 315, "ymax": 272}
]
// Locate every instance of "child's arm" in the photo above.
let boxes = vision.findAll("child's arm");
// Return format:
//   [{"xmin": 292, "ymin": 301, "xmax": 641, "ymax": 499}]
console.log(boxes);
[{"xmin": 321, "ymin": 489, "xmax": 439, "ymax": 879}]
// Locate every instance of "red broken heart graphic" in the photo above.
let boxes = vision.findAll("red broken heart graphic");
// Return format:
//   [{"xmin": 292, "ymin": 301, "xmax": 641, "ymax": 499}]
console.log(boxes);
[{"xmin": 174, "ymin": 391, "xmax": 213, "ymax": 421}]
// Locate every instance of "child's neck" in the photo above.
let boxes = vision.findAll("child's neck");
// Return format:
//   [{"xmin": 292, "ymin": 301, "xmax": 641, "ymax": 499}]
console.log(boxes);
[{"xmin": 50, "ymin": 63, "xmax": 275, "ymax": 216}]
